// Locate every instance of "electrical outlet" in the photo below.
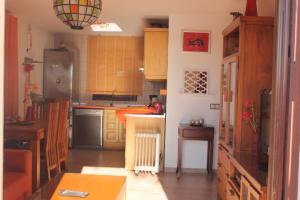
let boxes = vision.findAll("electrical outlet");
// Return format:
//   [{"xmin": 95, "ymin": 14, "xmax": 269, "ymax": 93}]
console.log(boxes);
[{"xmin": 210, "ymin": 103, "xmax": 220, "ymax": 110}]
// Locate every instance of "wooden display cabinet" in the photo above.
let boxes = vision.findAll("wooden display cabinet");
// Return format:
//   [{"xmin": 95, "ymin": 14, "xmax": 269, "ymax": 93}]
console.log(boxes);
[
  {"xmin": 220, "ymin": 16, "xmax": 274, "ymax": 153},
  {"xmin": 218, "ymin": 16, "xmax": 274, "ymax": 200}
]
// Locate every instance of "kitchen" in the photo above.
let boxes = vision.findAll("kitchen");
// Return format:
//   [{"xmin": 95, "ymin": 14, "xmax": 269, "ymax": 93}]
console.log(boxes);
[
  {"xmin": 55, "ymin": 27, "xmax": 168, "ymax": 170},
  {"xmin": 13, "ymin": 19, "xmax": 168, "ymax": 160},
  {"xmin": 2, "ymin": 0, "xmax": 284, "ymax": 199}
]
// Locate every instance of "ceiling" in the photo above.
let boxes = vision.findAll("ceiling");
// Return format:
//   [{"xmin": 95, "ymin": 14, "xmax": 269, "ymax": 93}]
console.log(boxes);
[{"xmin": 5, "ymin": 0, "xmax": 245, "ymax": 35}]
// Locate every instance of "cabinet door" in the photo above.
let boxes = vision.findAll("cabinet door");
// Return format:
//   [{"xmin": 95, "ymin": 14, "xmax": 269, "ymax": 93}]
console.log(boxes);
[
  {"xmin": 144, "ymin": 28, "xmax": 168, "ymax": 80},
  {"xmin": 217, "ymin": 164, "xmax": 228, "ymax": 200},
  {"xmin": 103, "ymin": 110, "xmax": 126, "ymax": 150},
  {"xmin": 87, "ymin": 36, "xmax": 103, "ymax": 92},
  {"xmin": 226, "ymin": 183, "xmax": 240, "ymax": 200},
  {"xmin": 220, "ymin": 56, "xmax": 238, "ymax": 151},
  {"xmin": 240, "ymin": 176, "xmax": 249, "ymax": 200},
  {"xmin": 248, "ymin": 185, "xmax": 260, "ymax": 200},
  {"xmin": 87, "ymin": 36, "xmax": 143, "ymax": 95},
  {"xmin": 118, "ymin": 122, "xmax": 126, "ymax": 142},
  {"xmin": 103, "ymin": 110, "xmax": 118, "ymax": 143},
  {"xmin": 115, "ymin": 37, "xmax": 143, "ymax": 95},
  {"xmin": 240, "ymin": 176, "xmax": 261, "ymax": 200}
]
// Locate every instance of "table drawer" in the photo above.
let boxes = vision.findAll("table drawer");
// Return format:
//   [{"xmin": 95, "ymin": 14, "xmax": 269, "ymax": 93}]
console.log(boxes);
[{"xmin": 181, "ymin": 130, "xmax": 211, "ymax": 139}]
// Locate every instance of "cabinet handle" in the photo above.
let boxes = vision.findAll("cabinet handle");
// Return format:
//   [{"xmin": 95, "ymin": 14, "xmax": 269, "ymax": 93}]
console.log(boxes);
[
  {"xmin": 226, "ymin": 173, "xmax": 229, "ymax": 177},
  {"xmin": 229, "ymin": 189, "xmax": 235, "ymax": 196},
  {"xmin": 217, "ymin": 177, "xmax": 221, "ymax": 183},
  {"xmin": 217, "ymin": 163, "xmax": 221, "ymax": 167}
]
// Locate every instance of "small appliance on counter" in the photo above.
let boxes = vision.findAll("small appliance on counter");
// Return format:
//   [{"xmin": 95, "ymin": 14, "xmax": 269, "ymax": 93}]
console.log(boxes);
[{"xmin": 149, "ymin": 95, "xmax": 163, "ymax": 114}]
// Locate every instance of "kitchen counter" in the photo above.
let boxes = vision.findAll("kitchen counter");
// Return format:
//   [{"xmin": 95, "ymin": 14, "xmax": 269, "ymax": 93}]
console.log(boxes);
[
  {"xmin": 73, "ymin": 104, "xmax": 147, "ymax": 110},
  {"xmin": 125, "ymin": 114, "xmax": 165, "ymax": 171},
  {"xmin": 73, "ymin": 105, "xmax": 120, "ymax": 110},
  {"xmin": 125, "ymin": 113, "xmax": 166, "ymax": 118}
]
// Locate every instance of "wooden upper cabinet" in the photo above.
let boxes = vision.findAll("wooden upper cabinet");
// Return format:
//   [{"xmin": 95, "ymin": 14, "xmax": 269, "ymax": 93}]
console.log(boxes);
[
  {"xmin": 87, "ymin": 36, "xmax": 143, "ymax": 95},
  {"xmin": 144, "ymin": 28, "xmax": 168, "ymax": 80}
]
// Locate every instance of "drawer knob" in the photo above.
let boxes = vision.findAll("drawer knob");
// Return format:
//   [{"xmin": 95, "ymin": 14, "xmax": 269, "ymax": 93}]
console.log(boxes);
[{"xmin": 229, "ymin": 189, "xmax": 235, "ymax": 196}]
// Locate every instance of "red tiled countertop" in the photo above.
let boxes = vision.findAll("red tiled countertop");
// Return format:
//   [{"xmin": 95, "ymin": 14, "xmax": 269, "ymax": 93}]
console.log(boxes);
[{"xmin": 72, "ymin": 105, "xmax": 122, "ymax": 110}]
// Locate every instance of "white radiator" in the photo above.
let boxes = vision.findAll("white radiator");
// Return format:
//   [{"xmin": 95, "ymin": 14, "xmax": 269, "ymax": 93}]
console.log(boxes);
[{"xmin": 134, "ymin": 133, "xmax": 160, "ymax": 174}]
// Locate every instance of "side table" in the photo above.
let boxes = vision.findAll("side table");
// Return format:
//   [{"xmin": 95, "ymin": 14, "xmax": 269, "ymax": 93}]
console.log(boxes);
[{"xmin": 176, "ymin": 124, "xmax": 214, "ymax": 178}]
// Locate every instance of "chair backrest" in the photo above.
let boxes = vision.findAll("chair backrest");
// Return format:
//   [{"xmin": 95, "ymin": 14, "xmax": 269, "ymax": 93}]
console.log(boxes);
[
  {"xmin": 56, "ymin": 100, "xmax": 70, "ymax": 168},
  {"xmin": 45, "ymin": 102, "xmax": 60, "ymax": 171},
  {"xmin": 32, "ymin": 101, "xmax": 46, "ymax": 120}
]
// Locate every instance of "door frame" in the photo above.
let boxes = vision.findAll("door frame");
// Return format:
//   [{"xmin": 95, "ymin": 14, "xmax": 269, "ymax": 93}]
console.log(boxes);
[
  {"xmin": 268, "ymin": 0, "xmax": 300, "ymax": 199},
  {"xmin": 283, "ymin": 0, "xmax": 300, "ymax": 198},
  {"xmin": 0, "ymin": 0, "xmax": 5, "ymax": 199}
]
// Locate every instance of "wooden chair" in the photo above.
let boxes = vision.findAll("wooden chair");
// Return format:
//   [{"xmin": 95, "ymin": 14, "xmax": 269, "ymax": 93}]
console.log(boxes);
[
  {"xmin": 45, "ymin": 102, "xmax": 60, "ymax": 181},
  {"xmin": 56, "ymin": 100, "xmax": 70, "ymax": 172},
  {"xmin": 32, "ymin": 101, "xmax": 46, "ymax": 120}
]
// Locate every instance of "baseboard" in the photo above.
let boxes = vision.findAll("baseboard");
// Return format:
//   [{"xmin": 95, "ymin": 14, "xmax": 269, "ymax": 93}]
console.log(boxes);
[{"xmin": 164, "ymin": 167, "xmax": 216, "ymax": 174}]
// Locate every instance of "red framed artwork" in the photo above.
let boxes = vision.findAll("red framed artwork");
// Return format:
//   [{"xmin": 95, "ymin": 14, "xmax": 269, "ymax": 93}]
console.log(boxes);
[{"xmin": 182, "ymin": 31, "xmax": 210, "ymax": 53}]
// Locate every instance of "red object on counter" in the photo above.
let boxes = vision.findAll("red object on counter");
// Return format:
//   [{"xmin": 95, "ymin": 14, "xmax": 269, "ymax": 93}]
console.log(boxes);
[
  {"xmin": 153, "ymin": 102, "xmax": 163, "ymax": 114},
  {"xmin": 116, "ymin": 106, "xmax": 157, "ymax": 124}
]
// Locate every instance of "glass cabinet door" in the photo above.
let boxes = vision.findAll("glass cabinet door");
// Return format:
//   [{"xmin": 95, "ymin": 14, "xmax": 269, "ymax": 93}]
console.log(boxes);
[
  {"xmin": 229, "ymin": 61, "xmax": 238, "ymax": 147},
  {"xmin": 220, "ymin": 63, "xmax": 228, "ymax": 141},
  {"xmin": 220, "ymin": 56, "xmax": 238, "ymax": 150}
]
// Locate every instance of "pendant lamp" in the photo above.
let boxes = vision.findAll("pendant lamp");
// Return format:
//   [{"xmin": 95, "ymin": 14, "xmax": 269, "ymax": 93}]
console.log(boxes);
[{"xmin": 53, "ymin": 0, "xmax": 102, "ymax": 30}]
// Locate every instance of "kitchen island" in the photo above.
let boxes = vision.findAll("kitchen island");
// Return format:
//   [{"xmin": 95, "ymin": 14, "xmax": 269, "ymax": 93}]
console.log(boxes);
[{"xmin": 125, "ymin": 114, "xmax": 166, "ymax": 171}]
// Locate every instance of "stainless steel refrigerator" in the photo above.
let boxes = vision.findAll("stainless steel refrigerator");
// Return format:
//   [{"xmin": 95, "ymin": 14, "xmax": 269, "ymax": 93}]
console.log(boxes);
[
  {"xmin": 43, "ymin": 49, "xmax": 73, "ymax": 100},
  {"xmin": 43, "ymin": 49, "xmax": 74, "ymax": 147}
]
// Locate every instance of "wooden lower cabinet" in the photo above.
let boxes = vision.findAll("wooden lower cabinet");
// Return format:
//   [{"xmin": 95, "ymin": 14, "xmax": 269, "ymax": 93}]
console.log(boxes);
[
  {"xmin": 226, "ymin": 183, "xmax": 240, "ymax": 200},
  {"xmin": 240, "ymin": 176, "xmax": 261, "ymax": 200},
  {"xmin": 217, "ymin": 163, "xmax": 228, "ymax": 200},
  {"xmin": 217, "ymin": 145, "xmax": 267, "ymax": 200},
  {"xmin": 103, "ymin": 110, "xmax": 126, "ymax": 150}
]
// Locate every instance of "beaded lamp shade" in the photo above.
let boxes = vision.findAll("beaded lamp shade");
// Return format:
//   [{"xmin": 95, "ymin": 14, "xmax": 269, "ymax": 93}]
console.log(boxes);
[{"xmin": 53, "ymin": 0, "xmax": 102, "ymax": 30}]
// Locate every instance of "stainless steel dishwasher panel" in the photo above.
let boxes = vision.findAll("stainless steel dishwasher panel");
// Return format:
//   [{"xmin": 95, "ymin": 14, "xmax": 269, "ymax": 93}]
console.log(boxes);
[{"xmin": 72, "ymin": 108, "xmax": 103, "ymax": 149}]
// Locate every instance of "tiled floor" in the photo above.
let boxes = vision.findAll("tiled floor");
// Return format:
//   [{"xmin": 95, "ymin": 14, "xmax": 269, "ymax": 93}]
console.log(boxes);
[{"xmin": 32, "ymin": 149, "xmax": 217, "ymax": 200}]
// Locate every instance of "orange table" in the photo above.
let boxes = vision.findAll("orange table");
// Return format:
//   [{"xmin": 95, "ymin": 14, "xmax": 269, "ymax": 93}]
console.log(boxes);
[{"xmin": 51, "ymin": 173, "xmax": 126, "ymax": 200}]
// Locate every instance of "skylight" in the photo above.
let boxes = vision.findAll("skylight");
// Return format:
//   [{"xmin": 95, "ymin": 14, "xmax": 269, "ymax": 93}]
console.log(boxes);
[{"xmin": 91, "ymin": 23, "xmax": 122, "ymax": 32}]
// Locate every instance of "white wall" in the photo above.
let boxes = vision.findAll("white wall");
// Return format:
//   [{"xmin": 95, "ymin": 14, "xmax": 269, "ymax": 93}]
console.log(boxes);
[
  {"xmin": 15, "ymin": 16, "xmax": 54, "ymax": 117},
  {"xmin": 165, "ymin": 13, "xmax": 238, "ymax": 170},
  {"xmin": 164, "ymin": 0, "xmax": 276, "ymax": 171},
  {"xmin": 258, "ymin": 0, "xmax": 276, "ymax": 16}
]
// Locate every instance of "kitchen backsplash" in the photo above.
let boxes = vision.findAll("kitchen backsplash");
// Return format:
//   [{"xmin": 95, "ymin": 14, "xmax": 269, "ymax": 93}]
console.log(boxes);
[{"xmin": 79, "ymin": 77, "xmax": 166, "ymax": 106}]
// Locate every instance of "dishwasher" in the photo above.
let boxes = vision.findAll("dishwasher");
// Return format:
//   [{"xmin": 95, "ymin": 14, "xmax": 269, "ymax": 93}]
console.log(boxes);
[{"xmin": 72, "ymin": 108, "xmax": 103, "ymax": 150}]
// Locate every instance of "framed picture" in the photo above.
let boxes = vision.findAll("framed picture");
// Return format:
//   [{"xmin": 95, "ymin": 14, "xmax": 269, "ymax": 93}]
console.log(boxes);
[{"xmin": 182, "ymin": 31, "xmax": 210, "ymax": 53}]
